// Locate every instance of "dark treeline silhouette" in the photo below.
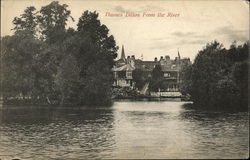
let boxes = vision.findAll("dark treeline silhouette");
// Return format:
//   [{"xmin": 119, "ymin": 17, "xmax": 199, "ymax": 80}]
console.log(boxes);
[
  {"xmin": 1, "ymin": 1, "xmax": 117, "ymax": 106},
  {"xmin": 180, "ymin": 41, "xmax": 249, "ymax": 111},
  {"xmin": 148, "ymin": 65, "xmax": 164, "ymax": 92}
]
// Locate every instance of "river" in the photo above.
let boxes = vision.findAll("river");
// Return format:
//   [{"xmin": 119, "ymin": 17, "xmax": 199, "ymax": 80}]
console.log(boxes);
[{"xmin": 0, "ymin": 101, "xmax": 248, "ymax": 159}]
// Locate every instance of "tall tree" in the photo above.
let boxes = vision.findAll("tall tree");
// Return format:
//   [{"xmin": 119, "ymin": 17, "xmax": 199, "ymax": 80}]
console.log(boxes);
[
  {"xmin": 37, "ymin": 1, "xmax": 74, "ymax": 43},
  {"xmin": 149, "ymin": 65, "xmax": 164, "ymax": 92},
  {"xmin": 75, "ymin": 11, "xmax": 118, "ymax": 105},
  {"xmin": 12, "ymin": 6, "xmax": 37, "ymax": 36},
  {"xmin": 34, "ymin": 1, "xmax": 75, "ymax": 103},
  {"xmin": 3, "ymin": 2, "xmax": 118, "ymax": 106},
  {"xmin": 132, "ymin": 69, "xmax": 149, "ymax": 90},
  {"xmin": 77, "ymin": 11, "xmax": 117, "ymax": 65},
  {"xmin": 181, "ymin": 40, "xmax": 249, "ymax": 111},
  {"xmin": 1, "ymin": 32, "xmax": 43, "ymax": 101},
  {"xmin": 55, "ymin": 54, "xmax": 80, "ymax": 105}
]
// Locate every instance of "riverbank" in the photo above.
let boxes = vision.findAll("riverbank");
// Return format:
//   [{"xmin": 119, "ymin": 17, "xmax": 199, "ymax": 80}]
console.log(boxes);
[
  {"xmin": 182, "ymin": 102, "xmax": 248, "ymax": 112},
  {"xmin": 2, "ymin": 97, "xmax": 246, "ymax": 113},
  {"xmin": 1, "ymin": 93, "xmax": 191, "ymax": 106}
]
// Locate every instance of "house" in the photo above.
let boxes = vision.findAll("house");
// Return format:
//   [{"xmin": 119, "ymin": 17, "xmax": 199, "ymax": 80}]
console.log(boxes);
[{"xmin": 112, "ymin": 46, "xmax": 191, "ymax": 93}]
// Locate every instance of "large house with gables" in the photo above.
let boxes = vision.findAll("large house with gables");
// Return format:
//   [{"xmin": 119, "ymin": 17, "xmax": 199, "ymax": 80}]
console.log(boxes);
[{"xmin": 112, "ymin": 45, "xmax": 191, "ymax": 93}]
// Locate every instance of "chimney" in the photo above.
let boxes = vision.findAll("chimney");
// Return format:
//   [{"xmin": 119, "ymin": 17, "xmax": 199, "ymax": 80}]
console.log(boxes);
[
  {"xmin": 131, "ymin": 55, "xmax": 135, "ymax": 61},
  {"xmin": 131, "ymin": 55, "xmax": 135, "ymax": 68},
  {"xmin": 165, "ymin": 55, "xmax": 170, "ymax": 60},
  {"xmin": 127, "ymin": 56, "xmax": 131, "ymax": 64}
]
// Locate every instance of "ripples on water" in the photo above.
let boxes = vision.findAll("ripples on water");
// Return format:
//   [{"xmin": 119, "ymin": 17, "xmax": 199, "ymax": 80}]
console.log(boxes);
[{"xmin": 0, "ymin": 101, "xmax": 248, "ymax": 159}]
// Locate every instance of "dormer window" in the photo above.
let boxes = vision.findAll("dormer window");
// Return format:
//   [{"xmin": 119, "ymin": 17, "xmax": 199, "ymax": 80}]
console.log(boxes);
[{"xmin": 171, "ymin": 65, "xmax": 176, "ymax": 69}]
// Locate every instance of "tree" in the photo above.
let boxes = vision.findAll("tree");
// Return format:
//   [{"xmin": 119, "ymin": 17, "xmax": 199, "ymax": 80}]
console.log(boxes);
[
  {"xmin": 55, "ymin": 55, "xmax": 80, "ymax": 105},
  {"xmin": 1, "ymin": 31, "xmax": 43, "ymax": 101},
  {"xmin": 34, "ymin": 1, "xmax": 76, "ymax": 104},
  {"xmin": 149, "ymin": 65, "xmax": 164, "ymax": 92},
  {"xmin": 13, "ymin": 6, "xmax": 38, "ymax": 36},
  {"xmin": 37, "ymin": 1, "xmax": 74, "ymax": 43},
  {"xmin": 3, "ymin": 2, "xmax": 118, "ymax": 106},
  {"xmin": 132, "ymin": 69, "xmax": 149, "ymax": 90},
  {"xmin": 232, "ymin": 58, "xmax": 248, "ymax": 108},
  {"xmin": 77, "ymin": 11, "xmax": 117, "ymax": 65},
  {"xmin": 73, "ymin": 11, "xmax": 118, "ymax": 105},
  {"xmin": 181, "ymin": 40, "xmax": 248, "ymax": 111},
  {"xmin": 179, "ymin": 65, "xmax": 192, "ymax": 96}
]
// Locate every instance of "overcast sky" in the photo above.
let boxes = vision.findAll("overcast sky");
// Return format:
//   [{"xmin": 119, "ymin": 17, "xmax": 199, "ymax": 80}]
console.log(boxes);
[{"xmin": 1, "ymin": 0, "xmax": 249, "ymax": 61}]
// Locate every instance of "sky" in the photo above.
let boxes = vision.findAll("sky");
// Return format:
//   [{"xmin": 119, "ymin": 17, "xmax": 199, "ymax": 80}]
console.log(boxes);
[{"xmin": 1, "ymin": 0, "xmax": 249, "ymax": 61}]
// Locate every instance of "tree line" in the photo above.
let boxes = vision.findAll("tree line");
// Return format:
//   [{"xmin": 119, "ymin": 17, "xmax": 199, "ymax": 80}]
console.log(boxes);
[
  {"xmin": 1, "ymin": 1, "xmax": 118, "ymax": 106},
  {"xmin": 180, "ymin": 41, "xmax": 249, "ymax": 111}
]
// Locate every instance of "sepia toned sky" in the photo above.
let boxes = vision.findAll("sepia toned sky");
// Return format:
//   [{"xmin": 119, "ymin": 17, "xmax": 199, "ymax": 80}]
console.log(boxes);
[{"xmin": 1, "ymin": 0, "xmax": 249, "ymax": 61}]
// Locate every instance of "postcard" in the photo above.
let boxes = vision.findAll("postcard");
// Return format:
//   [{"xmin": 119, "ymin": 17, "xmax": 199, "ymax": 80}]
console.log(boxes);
[{"xmin": 0, "ymin": 0, "xmax": 249, "ymax": 159}]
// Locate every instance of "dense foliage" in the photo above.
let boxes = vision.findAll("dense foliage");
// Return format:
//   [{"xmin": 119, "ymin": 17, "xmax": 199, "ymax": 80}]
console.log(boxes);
[
  {"xmin": 148, "ymin": 65, "xmax": 164, "ymax": 92},
  {"xmin": 132, "ymin": 69, "xmax": 149, "ymax": 90},
  {"xmin": 1, "ymin": 1, "xmax": 117, "ymax": 106},
  {"xmin": 181, "ymin": 41, "xmax": 249, "ymax": 111}
]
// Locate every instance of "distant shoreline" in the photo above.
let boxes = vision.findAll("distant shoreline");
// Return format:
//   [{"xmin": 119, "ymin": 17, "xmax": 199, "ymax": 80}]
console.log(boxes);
[
  {"xmin": 0, "ymin": 98, "xmax": 191, "ymax": 108},
  {"xmin": 113, "ymin": 97, "xmax": 184, "ymax": 102}
]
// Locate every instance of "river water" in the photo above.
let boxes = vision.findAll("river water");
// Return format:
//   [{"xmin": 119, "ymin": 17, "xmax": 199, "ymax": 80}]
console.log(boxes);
[{"xmin": 0, "ymin": 101, "xmax": 248, "ymax": 159}]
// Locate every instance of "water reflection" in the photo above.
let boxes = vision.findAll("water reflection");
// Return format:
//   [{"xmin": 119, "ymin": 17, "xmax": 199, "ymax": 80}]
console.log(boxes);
[
  {"xmin": 0, "ymin": 102, "xmax": 248, "ymax": 159},
  {"xmin": 0, "ymin": 107, "xmax": 116, "ymax": 159},
  {"xmin": 178, "ymin": 109, "xmax": 249, "ymax": 159}
]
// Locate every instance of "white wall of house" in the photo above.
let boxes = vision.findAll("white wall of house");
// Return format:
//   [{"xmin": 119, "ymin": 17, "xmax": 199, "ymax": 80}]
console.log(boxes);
[
  {"xmin": 116, "ymin": 79, "xmax": 131, "ymax": 87},
  {"xmin": 150, "ymin": 92, "xmax": 182, "ymax": 97}
]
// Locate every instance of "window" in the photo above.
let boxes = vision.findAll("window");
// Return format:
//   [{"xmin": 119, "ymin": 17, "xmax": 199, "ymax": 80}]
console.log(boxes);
[
  {"xmin": 126, "ymin": 71, "xmax": 132, "ymax": 78},
  {"xmin": 171, "ymin": 65, "xmax": 176, "ymax": 69},
  {"xmin": 164, "ymin": 73, "xmax": 170, "ymax": 77},
  {"xmin": 118, "ymin": 71, "xmax": 126, "ymax": 78}
]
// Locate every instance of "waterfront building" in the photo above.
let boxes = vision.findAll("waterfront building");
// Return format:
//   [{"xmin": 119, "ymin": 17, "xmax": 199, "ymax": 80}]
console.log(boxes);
[{"xmin": 112, "ymin": 46, "xmax": 191, "ymax": 94}]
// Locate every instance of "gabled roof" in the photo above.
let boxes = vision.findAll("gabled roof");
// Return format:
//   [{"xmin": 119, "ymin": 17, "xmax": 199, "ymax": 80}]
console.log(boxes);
[
  {"xmin": 112, "ymin": 63, "xmax": 135, "ymax": 71},
  {"xmin": 116, "ymin": 58, "xmax": 126, "ymax": 64},
  {"xmin": 133, "ymin": 60, "xmax": 159, "ymax": 71},
  {"xmin": 161, "ymin": 65, "xmax": 178, "ymax": 72}
]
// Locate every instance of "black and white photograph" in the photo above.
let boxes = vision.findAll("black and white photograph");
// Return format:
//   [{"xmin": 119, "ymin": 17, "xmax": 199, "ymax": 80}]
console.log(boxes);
[{"xmin": 0, "ymin": 0, "xmax": 249, "ymax": 159}]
